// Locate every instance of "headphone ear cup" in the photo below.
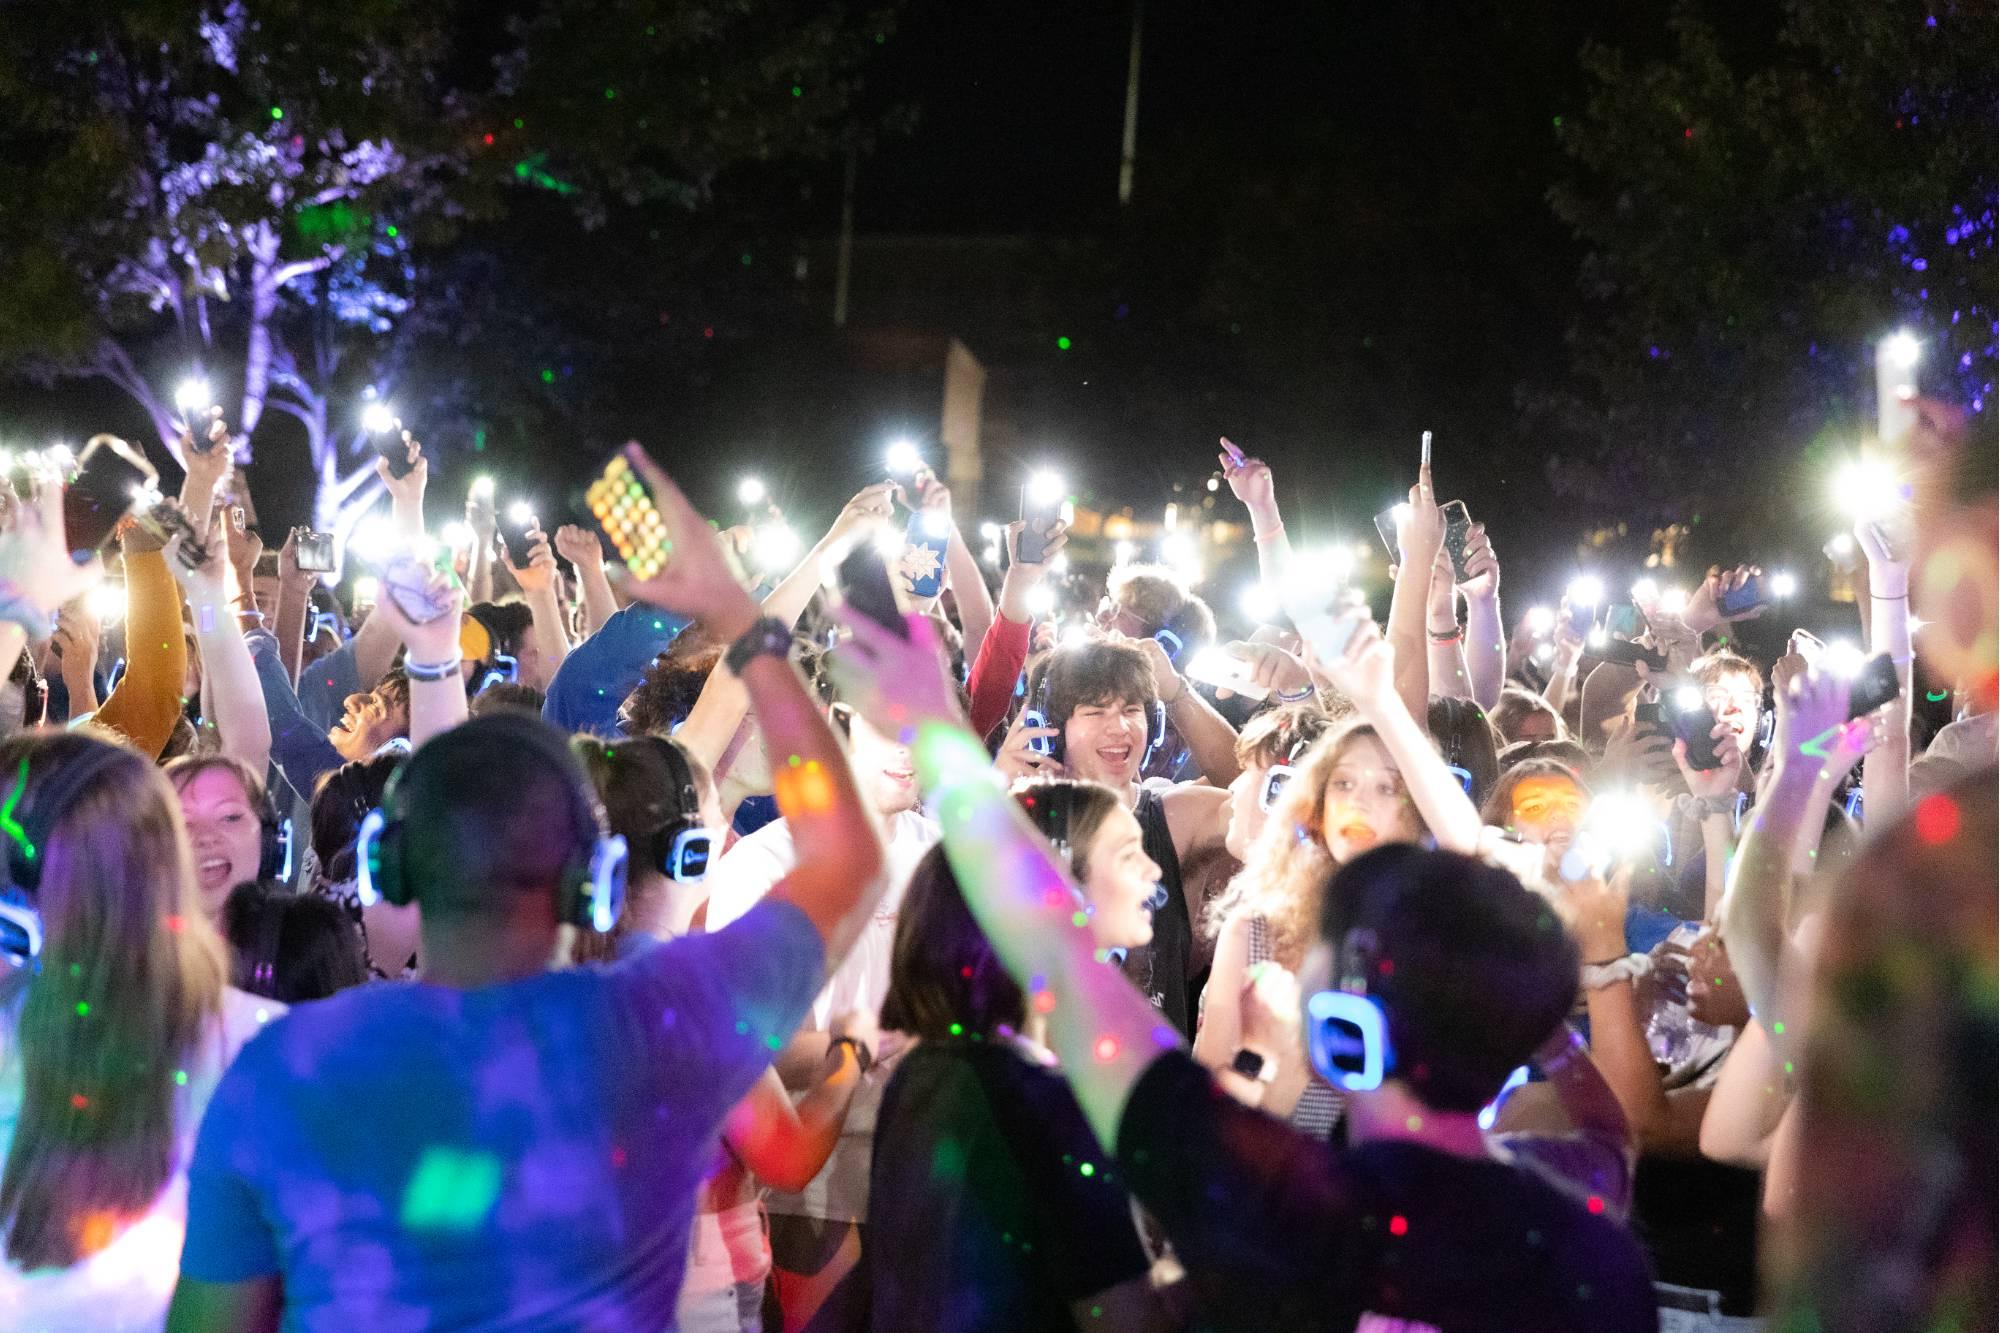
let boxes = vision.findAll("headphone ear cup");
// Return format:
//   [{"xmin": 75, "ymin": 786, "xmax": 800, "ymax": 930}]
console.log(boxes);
[{"xmin": 358, "ymin": 811, "xmax": 412, "ymax": 908}]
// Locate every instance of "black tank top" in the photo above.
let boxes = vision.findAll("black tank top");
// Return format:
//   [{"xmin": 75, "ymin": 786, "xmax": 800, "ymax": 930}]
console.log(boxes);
[{"xmin": 1126, "ymin": 788, "xmax": 1193, "ymax": 1036}]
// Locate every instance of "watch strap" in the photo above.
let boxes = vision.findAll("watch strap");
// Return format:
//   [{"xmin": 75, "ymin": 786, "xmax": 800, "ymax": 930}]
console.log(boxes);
[{"xmin": 724, "ymin": 616, "xmax": 793, "ymax": 676}]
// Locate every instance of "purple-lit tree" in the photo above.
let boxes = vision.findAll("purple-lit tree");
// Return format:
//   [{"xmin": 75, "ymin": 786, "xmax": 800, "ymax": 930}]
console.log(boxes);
[
  {"xmin": 1540, "ymin": 0, "xmax": 1996, "ymax": 538},
  {"xmin": 0, "ymin": 0, "xmax": 892, "ymax": 543}
]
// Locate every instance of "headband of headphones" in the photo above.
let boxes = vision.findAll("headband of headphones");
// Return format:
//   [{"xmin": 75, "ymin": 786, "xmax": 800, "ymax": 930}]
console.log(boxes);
[{"xmin": 356, "ymin": 733, "xmax": 629, "ymax": 932}]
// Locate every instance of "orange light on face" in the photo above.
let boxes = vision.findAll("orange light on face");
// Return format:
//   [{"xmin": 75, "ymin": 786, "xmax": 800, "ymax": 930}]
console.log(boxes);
[
  {"xmin": 774, "ymin": 759, "xmax": 835, "ymax": 818},
  {"xmin": 76, "ymin": 1210, "xmax": 120, "ymax": 1254},
  {"xmin": 1509, "ymin": 776, "xmax": 1585, "ymax": 830}
]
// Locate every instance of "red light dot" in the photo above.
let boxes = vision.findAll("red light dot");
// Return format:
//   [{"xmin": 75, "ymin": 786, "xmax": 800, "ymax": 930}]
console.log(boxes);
[
  {"xmin": 1388, "ymin": 1214, "xmax": 1408, "ymax": 1236},
  {"xmin": 702, "ymin": 326, "xmax": 715, "ymax": 339},
  {"xmin": 1033, "ymin": 991, "xmax": 1056, "ymax": 1014},
  {"xmin": 610, "ymin": 1146, "xmax": 627, "ymax": 1168},
  {"xmin": 1093, "ymin": 1035, "xmax": 1120, "ymax": 1062},
  {"xmin": 960, "ymin": 965, "xmax": 974, "ymax": 979},
  {"xmin": 1587, "ymin": 1195, "xmax": 1605, "ymax": 1215},
  {"xmin": 483, "ymin": 132, "xmax": 495, "ymax": 145},
  {"xmin": 164, "ymin": 915, "xmax": 185, "ymax": 933},
  {"xmin": 1683, "ymin": 126, "xmax": 1695, "ymax": 138},
  {"xmin": 70, "ymin": 1093, "xmax": 88, "ymax": 1110},
  {"xmin": 1914, "ymin": 794, "xmax": 1960, "ymax": 845},
  {"xmin": 1377, "ymin": 958, "xmax": 1394, "ymax": 977}
]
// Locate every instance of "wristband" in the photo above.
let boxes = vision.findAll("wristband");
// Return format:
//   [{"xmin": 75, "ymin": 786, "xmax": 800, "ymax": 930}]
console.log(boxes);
[
  {"xmin": 1581, "ymin": 954, "xmax": 1652, "ymax": 991},
  {"xmin": 1427, "ymin": 625, "xmax": 1463, "ymax": 645},
  {"xmin": 0, "ymin": 593, "xmax": 51, "ymax": 640},
  {"xmin": 829, "ymin": 1034, "xmax": 873, "ymax": 1077},
  {"xmin": 404, "ymin": 656, "xmax": 464, "ymax": 683},
  {"xmin": 724, "ymin": 616, "xmax": 794, "ymax": 676},
  {"xmin": 1252, "ymin": 523, "xmax": 1285, "ymax": 545},
  {"xmin": 1274, "ymin": 683, "xmax": 1316, "ymax": 703},
  {"xmin": 1870, "ymin": 590, "xmax": 1909, "ymax": 601}
]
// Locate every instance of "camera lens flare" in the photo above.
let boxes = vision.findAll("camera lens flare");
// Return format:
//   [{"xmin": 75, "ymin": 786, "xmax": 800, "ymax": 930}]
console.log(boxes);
[
  {"xmin": 1567, "ymin": 575, "xmax": 1603, "ymax": 607},
  {"xmin": 1832, "ymin": 458, "xmax": 1906, "ymax": 521},
  {"xmin": 173, "ymin": 377, "xmax": 211, "ymax": 413},
  {"xmin": 1240, "ymin": 582, "xmax": 1281, "ymax": 624},
  {"xmin": 361, "ymin": 403, "xmax": 398, "ymax": 435},
  {"xmin": 1027, "ymin": 471, "xmax": 1066, "ymax": 507},
  {"xmin": 1525, "ymin": 606, "xmax": 1554, "ymax": 635},
  {"xmin": 885, "ymin": 439, "xmax": 923, "ymax": 476},
  {"xmin": 1769, "ymin": 571, "xmax": 1797, "ymax": 599},
  {"xmin": 506, "ymin": 501, "xmax": 535, "ymax": 527},
  {"xmin": 1880, "ymin": 330, "xmax": 1922, "ymax": 371}
]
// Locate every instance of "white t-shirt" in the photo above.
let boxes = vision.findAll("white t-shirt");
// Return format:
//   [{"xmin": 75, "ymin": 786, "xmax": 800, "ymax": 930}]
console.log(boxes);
[
  {"xmin": 0, "ymin": 978, "xmax": 281, "ymax": 1332},
  {"xmin": 704, "ymin": 808, "xmax": 941, "ymax": 1224}
]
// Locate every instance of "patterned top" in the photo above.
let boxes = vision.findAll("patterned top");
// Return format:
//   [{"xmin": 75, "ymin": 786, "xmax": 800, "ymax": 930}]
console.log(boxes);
[{"xmin": 1248, "ymin": 914, "xmax": 1345, "ymax": 1140}]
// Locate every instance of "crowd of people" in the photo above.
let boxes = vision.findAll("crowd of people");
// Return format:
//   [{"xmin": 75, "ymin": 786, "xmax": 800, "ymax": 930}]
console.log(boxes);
[{"xmin": 0, "ymin": 403, "xmax": 1988, "ymax": 1333}]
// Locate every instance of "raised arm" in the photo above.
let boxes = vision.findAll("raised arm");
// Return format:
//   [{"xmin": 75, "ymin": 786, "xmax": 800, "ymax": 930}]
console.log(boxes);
[
  {"xmin": 370, "ymin": 567, "xmax": 469, "ymax": 749},
  {"xmin": 1457, "ymin": 522, "xmax": 1505, "ymax": 711},
  {"xmin": 554, "ymin": 525, "xmax": 618, "ymax": 638},
  {"xmin": 1424, "ymin": 550, "xmax": 1473, "ymax": 701},
  {"xmin": 500, "ymin": 523, "xmax": 573, "ymax": 689},
  {"xmin": 52, "ymin": 598, "xmax": 102, "ymax": 717},
  {"xmin": 621, "ymin": 445, "xmax": 885, "ymax": 957},
  {"xmin": 0, "ymin": 480, "xmax": 100, "ymax": 689},
  {"xmin": 272, "ymin": 529, "xmax": 315, "ymax": 688},
  {"xmin": 176, "ymin": 410, "xmax": 234, "ymax": 536},
  {"xmin": 1671, "ymin": 718, "xmax": 1746, "ymax": 919},
  {"xmin": 91, "ymin": 526, "xmax": 189, "ymax": 759},
  {"xmin": 913, "ymin": 473, "xmax": 994, "ymax": 664},
  {"xmin": 1855, "ymin": 518, "xmax": 1912, "ymax": 824},
  {"xmin": 170, "ymin": 516, "xmax": 272, "ymax": 772},
  {"xmin": 1385, "ymin": 464, "xmax": 1444, "ymax": 726},
  {"xmin": 675, "ymin": 483, "xmax": 894, "ymax": 770},
  {"xmin": 1218, "ymin": 442, "xmax": 1292, "ymax": 591},
  {"xmin": 1304, "ymin": 618, "xmax": 1482, "ymax": 854},
  {"xmin": 723, "ymin": 1041, "xmax": 865, "ymax": 1193},
  {"xmin": 1717, "ymin": 669, "xmax": 1870, "ymax": 1039},
  {"xmin": 1130, "ymin": 633, "xmax": 1240, "ymax": 787}
]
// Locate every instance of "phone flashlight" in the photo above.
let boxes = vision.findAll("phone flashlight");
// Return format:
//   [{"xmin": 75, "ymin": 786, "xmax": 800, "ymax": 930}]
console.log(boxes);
[
  {"xmin": 885, "ymin": 439, "xmax": 924, "ymax": 477},
  {"xmin": 1027, "ymin": 471, "xmax": 1065, "ymax": 508},
  {"xmin": 1769, "ymin": 571, "xmax": 1797, "ymax": 599},
  {"xmin": 173, "ymin": 377, "xmax": 211, "ymax": 413},
  {"xmin": 360, "ymin": 402, "xmax": 398, "ymax": 435},
  {"xmin": 507, "ymin": 501, "xmax": 535, "ymax": 527},
  {"xmin": 738, "ymin": 476, "xmax": 767, "ymax": 506},
  {"xmin": 1525, "ymin": 606, "xmax": 1554, "ymax": 636},
  {"xmin": 469, "ymin": 475, "xmax": 496, "ymax": 501}
]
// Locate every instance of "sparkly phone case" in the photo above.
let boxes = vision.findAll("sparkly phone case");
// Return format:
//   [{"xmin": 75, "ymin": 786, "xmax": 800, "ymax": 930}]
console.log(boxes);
[{"xmin": 587, "ymin": 455, "xmax": 671, "ymax": 580}]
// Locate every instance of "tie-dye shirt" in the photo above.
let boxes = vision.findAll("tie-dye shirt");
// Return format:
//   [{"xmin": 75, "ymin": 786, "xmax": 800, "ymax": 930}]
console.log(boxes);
[{"xmin": 180, "ymin": 899, "xmax": 823, "ymax": 1331}]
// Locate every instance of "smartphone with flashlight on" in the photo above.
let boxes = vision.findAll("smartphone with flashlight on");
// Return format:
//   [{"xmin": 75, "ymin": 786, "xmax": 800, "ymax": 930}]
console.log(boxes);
[
  {"xmin": 1666, "ymin": 685, "xmax": 1726, "ymax": 770},
  {"xmin": 1018, "ymin": 482, "xmax": 1063, "ymax": 565},
  {"xmin": 293, "ymin": 529, "xmax": 337, "ymax": 575},
  {"xmin": 62, "ymin": 435, "xmax": 157, "ymax": 562},
  {"xmin": 1715, "ymin": 573, "xmax": 1769, "ymax": 618},
  {"xmin": 1844, "ymin": 652, "xmax": 1901, "ymax": 720},
  {"xmin": 1184, "ymin": 645, "xmax": 1270, "ymax": 701}
]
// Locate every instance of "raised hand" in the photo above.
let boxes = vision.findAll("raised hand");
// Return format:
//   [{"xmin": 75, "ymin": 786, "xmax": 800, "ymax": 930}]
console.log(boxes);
[
  {"xmin": 993, "ymin": 707, "xmax": 1064, "ymax": 783},
  {"xmin": 1395, "ymin": 459, "xmax": 1446, "ymax": 571},
  {"xmin": 1683, "ymin": 564, "xmax": 1764, "ymax": 635},
  {"xmin": 371, "ymin": 564, "xmax": 467, "ymax": 666},
  {"xmin": 1456, "ymin": 521, "xmax": 1500, "ymax": 599},
  {"xmin": 378, "ymin": 432, "xmax": 428, "ymax": 518},
  {"xmin": 1224, "ymin": 639, "xmax": 1311, "ymax": 697},
  {"xmin": 822, "ymin": 607, "xmax": 961, "ymax": 743},
  {"xmin": 616, "ymin": 443, "xmax": 760, "ymax": 641},
  {"xmin": 1672, "ymin": 719, "xmax": 1744, "ymax": 801},
  {"xmin": 825, "ymin": 482, "xmax": 899, "ymax": 545},
  {"xmin": 181, "ymin": 408, "xmax": 234, "ymax": 499},
  {"xmin": 51, "ymin": 598, "xmax": 102, "ymax": 670},
  {"xmin": 503, "ymin": 524, "xmax": 559, "ymax": 593},
  {"xmin": 1217, "ymin": 439, "xmax": 1278, "ymax": 525},
  {"xmin": 164, "ymin": 509, "xmax": 232, "ymax": 598},
  {"xmin": 0, "ymin": 478, "xmax": 100, "ymax": 618},
  {"xmin": 1771, "ymin": 666, "xmax": 1871, "ymax": 782},
  {"xmin": 553, "ymin": 523, "xmax": 606, "ymax": 574},
  {"xmin": 1301, "ymin": 615, "xmax": 1396, "ymax": 714}
]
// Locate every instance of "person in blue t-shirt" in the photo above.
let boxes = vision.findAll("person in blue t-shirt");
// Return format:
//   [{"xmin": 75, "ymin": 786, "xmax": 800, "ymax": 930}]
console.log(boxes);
[{"xmin": 167, "ymin": 445, "xmax": 889, "ymax": 1333}]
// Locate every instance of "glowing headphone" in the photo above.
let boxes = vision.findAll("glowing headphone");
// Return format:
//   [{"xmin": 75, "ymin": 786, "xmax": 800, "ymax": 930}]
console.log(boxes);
[
  {"xmin": 472, "ymin": 654, "xmax": 519, "ymax": 696},
  {"xmin": 356, "ymin": 740, "xmax": 629, "ymax": 934},
  {"xmin": 1150, "ymin": 599, "xmax": 1207, "ymax": 666},
  {"xmin": 1303, "ymin": 927, "xmax": 1395, "ymax": 1092},
  {"xmin": 240, "ymin": 890, "xmax": 288, "ymax": 998},
  {"xmin": 0, "ymin": 740, "xmax": 137, "ymax": 964},
  {"xmin": 1258, "ymin": 727, "xmax": 1323, "ymax": 813},
  {"xmin": 624, "ymin": 736, "xmax": 713, "ymax": 883}
]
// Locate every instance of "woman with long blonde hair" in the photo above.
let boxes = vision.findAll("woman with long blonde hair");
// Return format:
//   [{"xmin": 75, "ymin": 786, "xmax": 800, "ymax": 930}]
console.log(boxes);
[{"xmin": 0, "ymin": 733, "xmax": 279, "ymax": 1328}]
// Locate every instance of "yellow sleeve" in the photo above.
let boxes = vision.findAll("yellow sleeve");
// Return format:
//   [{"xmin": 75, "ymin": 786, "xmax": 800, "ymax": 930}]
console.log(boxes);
[{"xmin": 92, "ymin": 549, "xmax": 189, "ymax": 759}]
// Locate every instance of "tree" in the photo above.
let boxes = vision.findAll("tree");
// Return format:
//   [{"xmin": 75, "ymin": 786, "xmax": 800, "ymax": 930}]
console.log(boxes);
[
  {"xmin": 0, "ymin": 0, "xmax": 890, "ymax": 544},
  {"xmin": 1541, "ymin": 0, "xmax": 1996, "ymax": 543}
]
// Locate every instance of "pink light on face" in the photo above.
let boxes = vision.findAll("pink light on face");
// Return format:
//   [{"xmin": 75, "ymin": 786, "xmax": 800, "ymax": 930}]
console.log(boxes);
[
  {"xmin": 1093, "ymin": 1035, "xmax": 1120, "ymax": 1062},
  {"xmin": 1034, "ymin": 991, "xmax": 1056, "ymax": 1015}
]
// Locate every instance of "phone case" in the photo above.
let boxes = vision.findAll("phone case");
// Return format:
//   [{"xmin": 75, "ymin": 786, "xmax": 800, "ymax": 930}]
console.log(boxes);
[
  {"xmin": 1845, "ymin": 653, "xmax": 1900, "ymax": 719},
  {"xmin": 1715, "ymin": 575, "xmax": 1767, "ymax": 618},
  {"xmin": 836, "ymin": 540, "xmax": 910, "ymax": 639},
  {"xmin": 381, "ymin": 556, "xmax": 456, "ymax": 625},
  {"xmin": 1441, "ymin": 501, "xmax": 1473, "ymax": 583},
  {"xmin": 1017, "ymin": 484, "xmax": 1061, "ymax": 565},
  {"xmin": 587, "ymin": 457, "xmax": 671, "ymax": 580},
  {"xmin": 901, "ymin": 513, "xmax": 950, "ymax": 599},
  {"xmin": 1372, "ymin": 507, "xmax": 1401, "ymax": 563},
  {"xmin": 1671, "ymin": 700, "xmax": 1725, "ymax": 770}
]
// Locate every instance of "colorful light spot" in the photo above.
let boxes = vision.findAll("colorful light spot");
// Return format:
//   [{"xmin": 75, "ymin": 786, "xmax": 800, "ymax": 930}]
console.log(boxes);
[
  {"xmin": 1093, "ymin": 1035, "xmax": 1119, "ymax": 1062},
  {"xmin": 1071, "ymin": 910, "xmax": 1089, "ymax": 928},
  {"xmin": 1034, "ymin": 991, "xmax": 1057, "ymax": 1014},
  {"xmin": 775, "ymin": 758, "xmax": 835, "ymax": 816},
  {"xmin": 1405, "ymin": 1114, "xmax": 1422, "ymax": 1132},
  {"xmin": 270, "ymin": 106, "xmax": 284, "ymax": 121},
  {"xmin": 71, "ymin": 1093, "xmax": 88, "ymax": 1109},
  {"xmin": 74, "ymin": 1001, "xmax": 88, "ymax": 1017},
  {"xmin": 1388, "ymin": 1215, "xmax": 1409, "ymax": 1236},
  {"xmin": 1772, "ymin": 1020, "xmax": 1785, "ymax": 1035},
  {"xmin": 1056, "ymin": 336, "xmax": 1072, "ymax": 350},
  {"xmin": 400, "ymin": 1147, "xmax": 503, "ymax": 1231},
  {"xmin": 948, "ymin": 1022, "xmax": 963, "ymax": 1036},
  {"xmin": 1079, "ymin": 1161, "xmax": 1096, "ymax": 1177},
  {"xmin": 1915, "ymin": 793, "xmax": 1960, "ymax": 844},
  {"xmin": 174, "ymin": 1070, "xmax": 188, "ymax": 1086},
  {"xmin": 1586, "ymin": 1195, "xmax": 1605, "ymax": 1215}
]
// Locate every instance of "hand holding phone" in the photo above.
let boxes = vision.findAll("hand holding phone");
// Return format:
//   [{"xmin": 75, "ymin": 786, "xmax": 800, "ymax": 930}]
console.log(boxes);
[
  {"xmin": 62, "ymin": 436, "xmax": 157, "ymax": 563},
  {"xmin": 1018, "ymin": 481, "xmax": 1063, "ymax": 565},
  {"xmin": 293, "ymin": 529, "xmax": 336, "ymax": 575},
  {"xmin": 381, "ymin": 550, "xmax": 461, "ymax": 626},
  {"xmin": 833, "ymin": 537, "xmax": 910, "ymax": 640},
  {"xmin": 1666, "ymin": 687, "xmax": 1726, "ymax": 770}
]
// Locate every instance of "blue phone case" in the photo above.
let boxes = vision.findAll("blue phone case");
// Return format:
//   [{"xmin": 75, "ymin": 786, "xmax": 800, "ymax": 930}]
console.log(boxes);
[{"xmin": 902, "ymin": 513, "xmax": 950, "ymax": 599}]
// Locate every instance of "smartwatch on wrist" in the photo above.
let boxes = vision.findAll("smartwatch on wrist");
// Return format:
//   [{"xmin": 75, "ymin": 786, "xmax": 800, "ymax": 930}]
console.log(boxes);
[
  {"xmin": 724, "ymin": 616, "xmax": 794, "ymax": 676},
  {"xmin": 1230, "ymin": 1048, "xmax": 1277, "ymax": 1084},
  {"xmin": 829, "ymin": 1034, "xmax": 873, "ymax": 1077}
]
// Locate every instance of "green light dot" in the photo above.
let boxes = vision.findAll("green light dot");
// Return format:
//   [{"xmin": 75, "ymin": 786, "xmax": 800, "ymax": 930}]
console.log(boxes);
[
  {"xmin": 514, "ymin": 162, "xmax": 531, "ymax": 179},
  {"xmin": 539, "ymin": 368, "xmax": 555, "ymax": 384},
  {"xmin": 1071, "ymin": 910, "xmax": 1090, "ymax": 928},
  {"xmin": 67, "ymin": 963, "xmax": 80, "ymax": 978},
  {"xmin": 948, "ymin": 1022, "xmax": 963, "ymax": 1036},
  {"xmin": 604, "ymin": 88, "xmax": 617, "ymax": 101},
  {"xmin": 1056, "ymin": 336, "xmax": 1072, "ymax": 350},
  {"xmin": 74, "ymin": 1001, "xmax": 88, "ymax": 1017},
  {"xmin": 791, "ymin": 85, "xmax": 803, "ymax": 98},
  {"xmin": 1772, "ymin": 1020, "xmax": 1785, "ymax": 1035},
  {"xmin": 765, "ymin": 1034, "xmax": 782, "ymax": 1051},
  {"xmin": 740, "ymin": 253, "xmax": 753, "ymax": 266},
  {"xmin": 269, "ymin": 106, "xmax": 283, "ymax": 121},
  {"xmin": 512, "ymin": 117, "xmax": 524, "ymax": 129},
  {"xmin": 1079, "ymin": 1161, "xmax": 1095, "ymax": 1177},
  {"xmin": 1783, "ymin": 1061, "xmax": 1795, "ymax": 1074},
  {"xmin": 1552, "ymin": 115, "xmax": 1563, "ymax": 128},
  {"xmin": 386, "ymin": 224, "xmax": 399, "ymax": 238},
  {"xmin": 174, "ymin": 1070, "xmax": 188, "ymax": 1086}
]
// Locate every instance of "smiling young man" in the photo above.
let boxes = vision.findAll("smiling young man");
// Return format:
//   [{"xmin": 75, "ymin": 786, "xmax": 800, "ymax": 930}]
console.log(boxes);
[{"xmin": 1002, "ymin": 638, "xmax": 1231, "ymax": 1035}]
